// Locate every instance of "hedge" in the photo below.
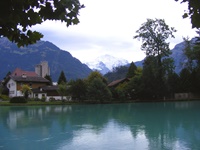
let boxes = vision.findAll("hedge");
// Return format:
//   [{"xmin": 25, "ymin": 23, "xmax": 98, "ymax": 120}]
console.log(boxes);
[{"xmin": 10, "ymin": 97, "xmax": 27, "ymax": 103}]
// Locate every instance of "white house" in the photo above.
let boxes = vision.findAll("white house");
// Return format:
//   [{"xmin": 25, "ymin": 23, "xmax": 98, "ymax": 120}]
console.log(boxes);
[
  {"xmin": 6, "ymin": 75, "xmax": 49, "ymax": 98},
  {"xmin": 32, "ymin": 86, "xmax": 72, "ymax": 102}
]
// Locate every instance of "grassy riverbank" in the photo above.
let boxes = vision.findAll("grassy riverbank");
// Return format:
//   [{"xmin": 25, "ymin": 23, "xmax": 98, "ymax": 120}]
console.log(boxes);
[
  {"xmin": 0, "ymin": 100, "xmax": 81, "ymax": 106},
  {"xmin": 0, "ymin": 100, "xmax": 133, "ymax": 106}
]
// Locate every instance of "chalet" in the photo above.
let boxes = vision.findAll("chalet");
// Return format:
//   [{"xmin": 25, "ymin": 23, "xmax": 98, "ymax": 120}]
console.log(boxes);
[
  {"xmin": 108, "ymin": 78, "xmax": 130, "ymax": 88},
  {"xmin": 32, "ymin": 86, "xmax": 72, "ymax": 101},
  {"xmin": 6, "ymin": 74, "xmax": 49, "ymax": 97},
  {"xmin": 174, "ymin": 92, "xmax": 200, "ymax": 100}
]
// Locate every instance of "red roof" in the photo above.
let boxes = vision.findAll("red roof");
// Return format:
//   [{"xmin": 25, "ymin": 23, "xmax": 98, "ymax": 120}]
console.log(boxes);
[
  {"xmin": 11, "ymin": 68, "xmax": 38, "ymax": 77},
  {"xmin": 10, "ymin": 76, "xmax": 49, "ymax": 83}
]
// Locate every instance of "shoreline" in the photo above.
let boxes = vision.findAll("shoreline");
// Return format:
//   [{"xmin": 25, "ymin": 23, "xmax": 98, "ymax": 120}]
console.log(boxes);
[{"xmin": 0, "ymin": 98, "xmax": 199, "ymax": 106}]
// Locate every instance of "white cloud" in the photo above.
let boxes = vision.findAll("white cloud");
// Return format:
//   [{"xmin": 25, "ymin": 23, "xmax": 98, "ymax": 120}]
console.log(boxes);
[{"xmin": 33, "ymin": 0, "xmax": 197, "ymax": 63}]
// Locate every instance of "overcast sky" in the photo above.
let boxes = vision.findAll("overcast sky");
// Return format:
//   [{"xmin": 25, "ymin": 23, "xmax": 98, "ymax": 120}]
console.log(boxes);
[{"xmin": 33, "ymin": 0, "xmax": 197, "ymax": 63}]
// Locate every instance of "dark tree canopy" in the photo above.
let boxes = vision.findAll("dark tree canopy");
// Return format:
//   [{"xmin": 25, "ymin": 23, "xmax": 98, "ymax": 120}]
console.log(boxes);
[
  {"xmin": 134, "ymin": 18, "xmax": 176, "ymax": 99},
  {"xmin": 44, "ymin": 75, "xmax": 53, "ymax": 85},
  {"xmin": 0, "ymin": 0, "xmax": 84, "ymax": 46},
  {"xmin": 68, "ymin": 79, "xmax": 87, "ymax": 100},
  {"xmin": 134, "ymin": 18, "xmax": 176, "ymax": 57},
  {"xmin": 57, "ymin": 70, "xmax": 67, "ymax": 84},
  {"xmin": 126, "ymin": 62, "xmax": 137, "ymax": 78},
  {"xmin": 87, "ymin": 78, "xmax": 112, "ymax": 102},
  {"xmin": 175, "ymin": 0, "xmax": 200, "ymax": 29}
]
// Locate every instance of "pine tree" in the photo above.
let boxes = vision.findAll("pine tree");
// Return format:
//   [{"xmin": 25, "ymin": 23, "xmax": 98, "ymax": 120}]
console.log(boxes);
[
  {"xmin": 57, "ymin": 71, "xmax": 67, "ymax": 85},
  {"xmin": 126, "ymin": 62, "xmax": 137, "ymax": 78},
  {"xmin": 44, "ymin": 75, "xmax": 53, "ymax": 85}
]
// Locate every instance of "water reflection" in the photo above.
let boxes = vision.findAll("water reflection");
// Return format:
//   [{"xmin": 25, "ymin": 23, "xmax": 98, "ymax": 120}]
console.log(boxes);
[
  {"xmin": 60, "ymin": 120, "xmax": 148, "ymax": 150},
  {"xmin": 0, "ymin": 101, "xmax": 200, "ymax": 150}
]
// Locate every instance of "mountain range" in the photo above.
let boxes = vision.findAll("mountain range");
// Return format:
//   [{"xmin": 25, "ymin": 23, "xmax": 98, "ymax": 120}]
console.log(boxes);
[
  {"xmin": 0, "ymin": 37, "xmax": 92, "ymax": 81},
  {"xmin": 104, "ymin": 38, "xmax": 197, "ymax": 83},
  {"xmin": 86, "ymin": 39, "xmax": 192, "ymax": 76},
  {"xmin": 0, "ymin": 37, "xmax": 194, "ymax": 82}
]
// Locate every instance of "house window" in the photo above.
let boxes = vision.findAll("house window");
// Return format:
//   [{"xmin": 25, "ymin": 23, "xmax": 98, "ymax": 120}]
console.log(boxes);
[
  {"xmin": 35, "ymin": 94, "xmax": 38, "ymax": 98},
  {"xmin": 9, "ymin": 91, "xmax": 14, "ymax": 94}
]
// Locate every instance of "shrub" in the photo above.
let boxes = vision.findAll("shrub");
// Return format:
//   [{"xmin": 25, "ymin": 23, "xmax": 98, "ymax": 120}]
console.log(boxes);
[
  {"xmin": 0, "ymin": 95, "xmax": 10, "ymax": 101},
  {"xmin": 41, "ymin": 96, "xmax": 46, "ymax": 102},
  {"xmin": 34, "ymin": 97, "xmax": 41, "ymax": 101},
  {"xmin": 10, "ymin": 97, "xmax": 27, "ymax": 103},
  {"xmin": 49, "ymin": 97, "xmax": 56, "ymax": 102},
  {"xmin": 27, "ymin": 98, "xmax": 34, "ymax": 101}
]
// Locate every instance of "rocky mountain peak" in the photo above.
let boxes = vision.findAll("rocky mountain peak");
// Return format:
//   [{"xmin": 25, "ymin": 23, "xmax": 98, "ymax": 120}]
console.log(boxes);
[{"xmin": 85, "ymin": 54, "xmax": 129, "ymax": 74}]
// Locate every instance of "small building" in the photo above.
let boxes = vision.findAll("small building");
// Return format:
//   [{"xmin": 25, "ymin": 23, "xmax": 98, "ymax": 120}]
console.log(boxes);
[
  {"xmin": 175, "ymin": 92, "xmax": 200, "ymax": 100},
  {"xmin": 6, "ymin": 74, "xmax": 49, "ymax": 97},
  {"xmin": 32, "ymin": 85, "xmax": 72, "ymax": 101},
  {"xmin": 108, "ymin": 78, "xmax": 130, "ymax": 88}
]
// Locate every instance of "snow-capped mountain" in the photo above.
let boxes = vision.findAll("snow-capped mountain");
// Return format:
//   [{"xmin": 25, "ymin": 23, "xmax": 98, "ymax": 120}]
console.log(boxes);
[{"xmin": 85, "ymin": 54, "xmax": 129, "ymax": 74}]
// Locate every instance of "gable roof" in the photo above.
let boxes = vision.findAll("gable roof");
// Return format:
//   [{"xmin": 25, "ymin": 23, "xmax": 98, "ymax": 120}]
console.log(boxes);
[
  {"xmin": 32, "ymin": 85, "xmax": 58, "ymax": 93},
  {"xmin": 10, "ymin": 76, "xmax": 49, "ymax": 83},
  {"xmin": 40, "ymin": 85, "xmax": 58, "ymax": 91},
  {"xmin": 108, "ymin": 78, "xmax": 130, "ymax": 87},
  {"xmin": 11, "ymin": 68, "xmax": 38, "ymax": 77}
]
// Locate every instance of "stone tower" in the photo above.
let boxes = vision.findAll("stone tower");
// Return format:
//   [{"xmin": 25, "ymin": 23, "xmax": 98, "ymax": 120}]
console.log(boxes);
[{"xmin": 35, "ymin": 61, "xmax": 50, "ymax": 77}]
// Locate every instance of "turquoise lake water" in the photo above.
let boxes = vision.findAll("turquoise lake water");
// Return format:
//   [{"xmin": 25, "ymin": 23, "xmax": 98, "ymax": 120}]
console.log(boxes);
[{"xmin": 0, "ymin": 101, "xmax": 200, "ymax": 150}]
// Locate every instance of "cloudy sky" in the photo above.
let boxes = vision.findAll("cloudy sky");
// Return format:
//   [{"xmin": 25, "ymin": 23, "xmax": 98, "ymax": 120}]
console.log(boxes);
[{"xmin": 33, "ymin": 0, "xmax": 197, "ymax": 63}]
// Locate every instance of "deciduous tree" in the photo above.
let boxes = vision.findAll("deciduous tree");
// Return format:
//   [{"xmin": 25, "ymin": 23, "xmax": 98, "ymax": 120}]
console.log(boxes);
[
  {"xmin": 21, "ymin": 84, "xmax": 31, "ymax": 99},
  {"xmin": 87, "ymin": 71, "xmax": 107, "ymax": 85},
  {"xmin": 125, "ymin": 67, "xmax": 143, "ymax": 100},
  {"xmin": 179, "ymin": 68, "xmax": 192, "ymax": 92},
  {"xmin": 68, "ymin": 79, "xmax": 87, "ymax": 101},
  {"xmin": 87, "ymin": 78, "xmax": 112, "ymax": 102},
  {"xmin": 57, "ymin": 81, "xmax": 67, "ymax": 101},
  {"xmin": 134, "ymin": 18, "xmax": 176, "ymax": 58},
  {"xmin": 175, "ymin": 0, "xmax": 200, "ymax": 29},
  {"xmin": 134, "ymin": 18, "xmax": 176, "ymax": 99},
  {"xmin": 0, "ymin": 0, "xmax": 84, "ymax": 46}
]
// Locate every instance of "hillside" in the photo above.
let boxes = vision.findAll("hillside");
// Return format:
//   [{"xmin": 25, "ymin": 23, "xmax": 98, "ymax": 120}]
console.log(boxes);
[
  {"xmin": 0, "ymin": 38, "xmax": 92, "ymax": 81},
  {"xmin": 133, "ymin": 38, "xmax": 197, "ymax": 73}
]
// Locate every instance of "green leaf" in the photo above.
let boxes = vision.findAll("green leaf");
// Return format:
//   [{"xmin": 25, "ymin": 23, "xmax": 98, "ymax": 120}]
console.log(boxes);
[{"xmin": 72, "ymin": 18, "xmax": 79, "ymax": 25}]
